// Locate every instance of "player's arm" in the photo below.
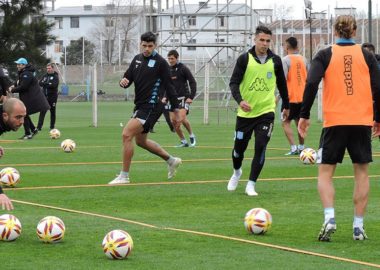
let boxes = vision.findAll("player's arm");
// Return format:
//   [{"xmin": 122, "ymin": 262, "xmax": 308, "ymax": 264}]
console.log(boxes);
[
  {"xmin": 10, "ymin": 72, "xmax": 33, "ymax": 93},
  {"xmin": 46, "ymin": 73, "xmax": 59, "ymax": 89},
  {"xmin": 230, "ymin": 53, "xmax": 248, "ymax": 105},
  {"xmin": 120, "ymin": 57, "xmax": 135, "ymax": 88},
  {"xmin": 184, "ymin": 66, "xmax": 197, "ymax": 100},
  {"xmin": 0, "ymin": 188, "xmax": 13, "ymax": 211},
  {"xmin": 363, "ymin": 49, "xmax": 380, "ymax": 124}
]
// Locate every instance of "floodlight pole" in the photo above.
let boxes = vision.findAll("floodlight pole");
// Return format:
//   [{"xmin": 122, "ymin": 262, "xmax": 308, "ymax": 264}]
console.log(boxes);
[{"xmin": 369, "ymin": 0, "xmax": 372, "ymax": 43}]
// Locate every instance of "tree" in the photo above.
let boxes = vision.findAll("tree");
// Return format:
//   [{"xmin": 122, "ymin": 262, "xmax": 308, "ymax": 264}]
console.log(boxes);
[
  {"xmin": 0, "ymin": 0, "xmax": 55, "ymax": 72},
  {"xmin": 60, "ymin": 37, "xmax": 96, "ymax": 65},
  {"xmin": 92, "ymin": 0, "xmax": 142, "ymax": 64}
]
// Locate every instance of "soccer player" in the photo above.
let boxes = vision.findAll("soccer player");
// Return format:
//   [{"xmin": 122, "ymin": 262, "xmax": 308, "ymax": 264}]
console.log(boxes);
[
  {"xmin": 0, "ymin": 98, "xmax": 27, "ymax": 210},
  {"xmin": 166, "ymin": 50, "xmax": 197, "ymax": 147},
  {"xmin": 108, "ymin": 32, "xmax": 181, "ymax": 185},
  {"xmin": 227, "ymin": 25, "xmax": 290, "ymax": 196},
  {"xmin": 298, "ymin": 15, "xmax": 380, "ymax": 241},
  {"xmin": 37, "ymin": 63, "xmax": 60, "ymax": 131},
  {"xmin": 281, "ymin": 37, "xmax": 308, "ymax": 155}
]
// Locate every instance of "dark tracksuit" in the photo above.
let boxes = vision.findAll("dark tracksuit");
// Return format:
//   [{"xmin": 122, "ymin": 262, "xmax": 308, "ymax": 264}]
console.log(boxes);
[{"xmin": 38, "ymin": 71, "xmax": 59, "ymax": 130}]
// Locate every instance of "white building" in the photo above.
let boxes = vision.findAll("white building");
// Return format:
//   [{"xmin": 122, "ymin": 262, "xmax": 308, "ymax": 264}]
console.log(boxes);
[
  {"xmin": 45, "ymin": 4, "xmax": 146, "ymax": 64},
  {"xmin": 158, "ymin": 1, "xmax": 259, "ymax": 61}
]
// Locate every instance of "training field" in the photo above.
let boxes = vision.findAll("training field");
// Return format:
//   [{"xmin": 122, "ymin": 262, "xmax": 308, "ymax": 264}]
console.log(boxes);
[{"xmin": 1, "ymin": 101, "xmax": 380, "ymax": 269}]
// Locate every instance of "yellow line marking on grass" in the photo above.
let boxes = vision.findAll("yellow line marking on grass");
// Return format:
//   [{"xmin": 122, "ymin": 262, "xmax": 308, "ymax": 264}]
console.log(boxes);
[
  {"xmin": 165, "ymin": 227, "xmax": 380, "ymax": 269},
  {"xmin": 5, "ymin": 175, "xmax": 380, "ymax": 192},
  {"xmin": 11, "ymin": 198, "xmax": 380, "ymax": 269}
]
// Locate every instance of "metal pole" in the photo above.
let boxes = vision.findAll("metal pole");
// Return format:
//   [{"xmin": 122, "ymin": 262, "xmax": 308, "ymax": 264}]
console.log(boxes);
[
  {"xmin": 369, "ymin": 0, "xmax": 373, "ymax": 43},
  {"xmin": 309, "ymin": 14, "xmax": 312, "ymax": 62}
]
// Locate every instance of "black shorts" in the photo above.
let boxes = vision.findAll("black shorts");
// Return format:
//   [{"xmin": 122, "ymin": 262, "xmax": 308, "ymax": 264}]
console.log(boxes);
[
  {"xmin": 281, "ymin": 102, "xmax": 301, "ymax": 121},
  {"xmin": 235, "ymin": 112, "xmax": 275, "ymax": 141},
  {"xmin": 178, "ymin": 96, "xmax": 190, "ymax": 114},
  {"xmin": 132, "ymin": 104, "xmax": 162, "ymax": 133},
  {"xmin": 318, "ymin": 125, "xmax": 372, "ymax": 164}
]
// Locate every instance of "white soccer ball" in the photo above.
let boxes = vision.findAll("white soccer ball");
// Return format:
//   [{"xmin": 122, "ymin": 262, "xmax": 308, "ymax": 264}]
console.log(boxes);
[
  {"xmin": 36, "ymin": 216, "xmax": 65, "ymax": 243},
  {"xmin": 61, "ymin": 139, "xmax": 76, "ymax": 153},
  {"xmin": 0, "ymin": 167, "xmax": 21, "ymax": 187},
  {"xmin": 0, "ymin": 214, "xmax": 22, "ymax": 241},
  {"xmin": 244, "ymin": 208, "xmax": 272, "ymax": 235},
  {"xmin": 300, "ymin": 148, "xmax": 318, "ymax": 165},
  {"xmin": 49, "ymin": 129, "xmax": 61, "ymax": 139},
  {"xmin": 102, "ymin": 229, "xmax": 134, "ymax": 259}
]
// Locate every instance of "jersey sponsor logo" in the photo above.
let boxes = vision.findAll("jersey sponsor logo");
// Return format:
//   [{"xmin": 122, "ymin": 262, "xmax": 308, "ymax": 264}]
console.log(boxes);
[
  {"xmin": 343, "ymin": 55, "xmax": 353, "ymax": 95},
  {"xmin": 249, "ymin": 78, "xmax": 269, "ymax": 92},
  {"xmin": 148, "ymin": 59, "xmax": 156, "ymax": 67}
]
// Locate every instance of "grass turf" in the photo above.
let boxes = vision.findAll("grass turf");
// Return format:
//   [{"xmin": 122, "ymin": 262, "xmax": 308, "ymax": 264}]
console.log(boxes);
[{"xmin": 0, "ymin": 101, "xmax": 380, "ymax": 269}]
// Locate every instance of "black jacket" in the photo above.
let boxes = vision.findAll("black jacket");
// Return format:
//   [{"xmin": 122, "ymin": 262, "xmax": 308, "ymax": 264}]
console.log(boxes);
[
  {"xmin": 169, "ymin": 62, "xmax": 197, "ymax": 99},
  {"xmin": 229, "ymin": 46, "xmax": 289, "ymax": 109},
  {"xmin": 11, "ymin": 64, "xmax": 50, "ymax": 115},
  {"xmin": 0, "ymin": 105, "xmax": 11, "ymax": 194},
  {"xmin": 122, "ymin": 51, "xmax": 178, "ymax": 109},
  {"xmin": 39, "ymin": 71, "xmax": 59, "ymax": 96},
  {"xmin": 0, "ymin": 66, "xmax": 11, "ymax": 97}
]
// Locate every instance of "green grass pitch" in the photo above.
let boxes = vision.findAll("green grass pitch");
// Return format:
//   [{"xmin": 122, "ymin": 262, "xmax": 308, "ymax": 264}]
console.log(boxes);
[{"xmin": 0, "ymin": 101, "xmax": 380, "ymax": 269}]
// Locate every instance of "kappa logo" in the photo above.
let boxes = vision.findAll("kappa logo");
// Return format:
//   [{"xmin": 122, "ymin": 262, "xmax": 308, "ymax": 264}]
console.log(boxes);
[
  {"xmin": 343, "ymin": 55, "xmax": 353, "ymax": 95},
  {"xmin": 249, "ymin": 78, "xmax": 269, "ymax": 91}
]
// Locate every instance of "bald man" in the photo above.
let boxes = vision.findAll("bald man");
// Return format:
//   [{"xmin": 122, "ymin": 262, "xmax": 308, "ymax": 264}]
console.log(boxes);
[{"xmin": 0, "ymin": 98, "xmax": 27, "ymax": 210}]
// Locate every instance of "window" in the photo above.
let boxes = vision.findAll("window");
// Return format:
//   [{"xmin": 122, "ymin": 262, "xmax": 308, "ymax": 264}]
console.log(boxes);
[
  {"xmin": 187, "ymin": 16, "xmax": 196, "ymax": 26},
  {"xmin": 70, "ymin": 17, "xmax": 79, "ymax": 28},
  {"xmin": 54, "ymin": 40, "xmax": 63, "ymax": 53},
  {"xmin": 170, "ymin": 15, "xmax": 179, "ymax": 27},
  {"xmin": 217, "ymin": 16, "xmax": 226, "ymax": 27},
  {"xmin": 170, "ymin": 39, "xmax": 180, "ymax": 43},
  {"xmin": 106, "ymin": 18, "xmax": 115, "ymax": 27},
  {"xmin": 215, "ymin": 38, "xmax": 225, "ymax": 43},
  {"xmin": 104, "ymin": 39, "xmax": 115, "ymax": 53},
  {"xmin": 187, "ymin": 39, "xmax": 196, "ymax": 51},
  {"xmin": 55, "ymin": 17, "xmax": 63, "ymax": 29}
]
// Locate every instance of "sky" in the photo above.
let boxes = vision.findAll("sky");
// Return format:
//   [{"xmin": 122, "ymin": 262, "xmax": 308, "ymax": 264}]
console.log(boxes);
[{"xmin": 54, "ymin": 0, "xmax": 375, "ymax": 19}]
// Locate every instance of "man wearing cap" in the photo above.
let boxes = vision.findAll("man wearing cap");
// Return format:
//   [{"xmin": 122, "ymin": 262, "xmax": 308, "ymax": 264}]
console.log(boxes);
[{"xmin": 8, "ymin": 58, "xmax": 50, "ymax": 139}]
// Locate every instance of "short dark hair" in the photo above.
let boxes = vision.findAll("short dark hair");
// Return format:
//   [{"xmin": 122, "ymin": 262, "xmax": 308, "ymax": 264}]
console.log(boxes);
[
  {"xmin": 255, "ymin": 25, "xmax": 272, "ymax": 36},
  {"xmin": 167, "ymin": 50, "xmax": 179, "ymax": 58},
  {"xmin": 140, "ymin": 31, "xmax": 157, "ymax": 43},
  {"xmin": 286, "ymin": 37, "xmax": 298, "ymax": 49},
  {"xmin": 362, "ymin": 42, "xmax": 375, "ymax": 53}
]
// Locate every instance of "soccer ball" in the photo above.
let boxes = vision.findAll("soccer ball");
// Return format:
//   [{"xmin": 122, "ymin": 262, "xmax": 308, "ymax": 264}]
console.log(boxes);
[
  {"xmin": 49, "ymin": 129, "xmax": 61, "ymax": 139},
  {"xmin": 102, "ymin": 229, "xmax": 134, "ymax": 259},
  {"xmin": 0, "ymin": 167, "xmax": 21, "ymax": 187},
  {"xmin": 244, "ymin": 208, "xmax": 272, "ymax": 235},
  {"xmin": 61, "ymin": 139, "xmax": 76, "ymax": 153},
  {"xmin": 299, "ymin": 148, "xmax": 318, "ymax": 165},
  {"xmin": 36, "ymin": 216, "xmax": 66, "ymax": 243},
  {"xmin": 0, "ymin": 214, "xmax": 22, "ymax": 241}
]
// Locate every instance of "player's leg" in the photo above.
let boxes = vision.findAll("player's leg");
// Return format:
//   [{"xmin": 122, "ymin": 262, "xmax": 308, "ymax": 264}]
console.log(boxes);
[
  {"xmin": 282, "ymin": 119, "xmax": 297, "ymax": 155},
  {"xmin": 173, "ymin": 109, "xmax": 188, "ymax": 147},
  {"xmin": 294, "ymin": 118, "xmax": 305, "ymax": 152}
]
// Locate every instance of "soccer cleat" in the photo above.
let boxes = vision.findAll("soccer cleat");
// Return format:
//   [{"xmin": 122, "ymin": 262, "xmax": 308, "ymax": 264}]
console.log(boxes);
[
  {"xmin": 284, "ymin": 150, "xmax": 299, "ymax": 156},
  {"xmin": 227, "ymin": 169, "xmax": 242, "ymax": 191},
  {"xmin": 108, "ymin": 174, "xmax": 130, "ymax": 185},
  {"xmin": 245, "ymin": 181, "xmax": 258, "ymax": 196},
  {"xmin": 189, "ymin": 137, "xmax": 196, "ymax": 147},
  {"xmin": 32, "ymin": 129, "xmax": 40, "ymax": 137},
  {"xmin": 353, "ymin": 227, "xmax": 368, "ymax": 240},
  {"xmin": 318, "ymin": 218, "xmax": 337, "ymax": 241},
  {"xmin": 175, "ymin": 142, "xmax": 189, "ymax": 147},
  {"xmin": 19, "ymin": 134, "xmax": 32, "ymax": 140},
  {"xmin": 168, "ymin": 157, "xmax": 181, "ymax": 179}
]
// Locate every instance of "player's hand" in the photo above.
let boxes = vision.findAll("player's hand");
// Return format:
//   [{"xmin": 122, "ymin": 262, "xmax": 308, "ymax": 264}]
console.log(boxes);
[
  {"xmin": 239, "ymin": 101, "xmax": 251, "ymax": 112},
  {"xmin": 161, "ymin": 97, "xmax": 167, "ymax": 104},
  {"xmin": 119, "ymin": 78, "xmax": 129, "ymax": 88},
  {"xmin": 281, "ymin": 109, "xmax": 290, "ymax": 121},
  {"xmin": 372, "ymin": 122, "xmax": 380, "ymax": 137},
  {"xmin": 298, "ymin": 118, "xmax": 310, "ymax": 138},
  {"xmin": 0, "ymin": 146, "xmax": 4, "ymax": 158},
  {"xmin": 0, "ymin": 194, "xmax": 14, "ymax": 211},
  {"xmin": 185, "ymin": 98, "xmax": 193, "ymax": 104}
]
